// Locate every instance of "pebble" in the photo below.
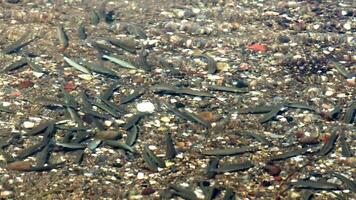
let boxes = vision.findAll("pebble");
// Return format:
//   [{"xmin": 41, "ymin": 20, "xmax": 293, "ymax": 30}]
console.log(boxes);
[
  {"xmin": 0, "ymin": 191, "xmax": 13, "ymax": 197},
  {"xmin": 137, "ymin": 172, "xmax": 145, "ymax": 180},
  {"xmin": 160, "ymin": 116, "xmax": 170, "ymax": 123},
  {"xmin": 343, "ymin": 22, "xmax": 351, "ymax": 30},
  {"xmin": 23, "ymin": 121, "xmax": 35, "ymax": 129},
  {"xmin": 78, "ymin": 74, "xmax": 93, "ymax": 80},
  {"xmin": 198, "ymin": 112, "xmax": 219, "ymax": 122},
  {"xmin": 104, "ymin": 120, "xmax": 113, "ymax": 127},
  {"xmin": 264, "ymin": 164, "xmax": 281, "ymax": 176},
  {"xmin": 6, "ymin": 161, "xmax": 32, "ymax": 171},
  {"xmin": 325, "ymin": 89, "xmax": 335, "ymax": 97},
  {"xmin": 216, "ymin": 62, "xmax": 230, "ymax": 71},
  {"xmin": 141, "ymin": 188, "xmax": 156, "ymax": 195},
  {"xmin": 346, "ymin": 77, "xmax": 355, "ymax": 87},
  {"xmin": 136, "ymin": 101, "xmax": 155, "ymax": 113}
]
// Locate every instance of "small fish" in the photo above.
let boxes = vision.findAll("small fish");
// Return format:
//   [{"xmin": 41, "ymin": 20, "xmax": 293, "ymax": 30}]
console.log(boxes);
[
  {"xmin": 142, "ymin": 145, "xmax": 165, "ymax": 172},
  {"xmin": 317, "ymin": 132, "xmax": 338, "ymax": 156},
  {"xmin": 125, "ymin": 125, "xmax": 139, "ymax": 146},
  {"xmin": 215, "ymin": 161, "xmax": 254, "ymax": 173},
  {"xmin": 331, "ymin": 172, "xmax": 356, "ymax": 192},
  {"xmin": 79, "ymin": 60, "xmax": 117, "ymax": 77},
  {"xmin": 285, "ymin": 103, "xmax": 316, "ymax": 112},
  {"xmin": 169, "ymin": 184, "xmax": 198, "ymax": 200},
  {"xmin": 142, "ymin": 147, "xmax": 159, "ymax": 172},
  {"xmin": 260, "ymin": 104, "xmax": 284, "ymax": 123},
  {"xmin": 27, "ymin": 162, "xmax": 65, "ymax": 172},
  {"xmin": 71, "ymin": 131, "xmax": 90, "ymax": 144},
  {"xmin": 91, "ymin": 41, "xmax": 122, "ymax": 55},
  {"xmin": 207, "ymin": 84, "xmax": 249, "ymax": 93},
  {"xmin": 200, "ymin": 55, "xmax": 217, "ymax": 74},
  {"xmin": 103, "ymin": 54, "xmax": 137, "ymax": 69},
  {"xmin": 103, "ymin": 55, "xmax": 137, "ymax": 69},
  {"xmin": 145, "ymin": 145, "xmax": 165, "ymax": 168},
  {"xmin": 2, "ymin": 32, "xmax": 35, "ymax": 54},
  {"xmin": 333, "ymin": 61, "xmax": 351, "ymax": 78},
  {"xmin": 90, "ymin": 100, "xmax": 120, "ymax": 118},
  {"xmin": 81, "ymin": 107, "xmax": 108, "ymax": 119},
  {"xmin": 1, "ymin": 58, "xmax": 28, "ymax": 73},
  {"xmin": 119, "ymin": 88, "xmax": 145, "ymax": 104},
  {"xmin": 104, "ymin": 140, "xmax": 134, "ymax": 152},
  {"xmin": 99, "ymin": 82, "xmax": 121, "ymax": 101},
  {"xmin": 77, "ymin": 25, "xmax": 87, "ymax": 40},
  {"xmin": 102, "ymin": 99, "xmax": 125, "ymax": 114},
  {"xmin": 27, "ymin": 59, "xmax": 46, "ymax": 73},
  {"xmin": 16, "ymin": 141, "xmax": 46, "ymax": 160},
  {"xmin": 54, "ymin": 125, "xmax": 87, "ymax": 131},
  {"xmin": 206, "ymin": 158, "xmax": 219, "ymax": 179},
  {"xmin": 123, "ymin": 112, "xmax": 147, "ymax": 130},
  {"xmin": 138, "ymin": 49, "xmax": 152, "ymax": 71},
  {"xmin": 269, "ymin": 147, "xmax": 310, "ymax": 161},
  {"xmin": 56, "ymin": 142, "xmax": 86, "ymax": 149},
  {"xmin": 342, "ymin": 102, "xmax": 355, "ymax": 124},
  {"xmin": 165, "ymin": 132, "xmax": 176, "ymax": 159},
  {"xmin": 238, "ymin": 105, "xmax": 275, "ymax": 114},
  {"xmin": 63, "ymin": 56, "xmax": 91, "ymax": 74},
  {"xmin": 56, "ymin": 25, "xmax": 69, "ymax": 50},
  {"xmin": 66, "ymin": 107, "xmax": 84, "ymax": 128},
  {"xmin": 36, "ymin": 144, "xmax": 51, "ymax": 167},
  {"xmin": 26, "ymin": 120, "xmax": 51, "ymax": 136},
  {"xmin": 202, "ymin": 146, "xmax": 257, "ymax": 156},
  {"xmin": 105, "ymin": 37, "xmax": 136, "ymax": 54},
  {"xmin": 290, "ymin": 180, "xmax": 340, "ymax": 190},
  {"xmin": 181, "ymin": 110, "xmax": 211, "ymax": 128},
  {"xmin": 339, "ymin": 134, "xmax": 352, "ymax": 157},
  {"xmin": 126, "ymin": 24, "xmax": 147, "ymax": 39},
  {"xmin": 162, "ymin": 102, "xmax": 210, "ymax": 128}
]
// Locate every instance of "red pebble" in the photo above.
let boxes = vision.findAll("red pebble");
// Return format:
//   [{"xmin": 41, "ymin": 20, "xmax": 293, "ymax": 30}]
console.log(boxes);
[
  {"xmin": 299, "ymin": 136, "xmax": 320, "ymax": 145},
  {"xmin": 247, "ymin": 44, "xmax": 267, "ymax": 53},
  {"xmin": 320, "ymin": 135, "xmax": 330, "ymax": 144},
  {"xmin": 18, "ymin": 80, "xmax": 34, "ymax": 89},
  {"xmin": 9, "ymin": 91, "xmax": 22, "ymax": 97},
  {"xmin": 295, "ymin": 131, "xmax": 305, "ymax": 138},
  {"xmin": 264, "ymin": 164, "xmax": 281, "ymax": 176},
  {"xmin": 274, "ymin": 176, "xmax": 282, "ymax": 182},
  {"xmin": 64, "ymin": 81, "xmax": 76, "ymax": 92},
  {"xmin": 141, "ymin": 188, "xmax": 156, "ymax": 195}
]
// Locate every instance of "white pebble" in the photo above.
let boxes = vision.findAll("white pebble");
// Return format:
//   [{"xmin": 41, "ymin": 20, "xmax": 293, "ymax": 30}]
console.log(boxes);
[
  {"xmin": 23, "ymin": 121, "xmax": 35, "ymax": 129},
  {"xmin": 104, "ymin": 120, "xmax": 113, "ymax": 127},
  {"xmin": 325, "ymin": 90, "xmax": 335, "ymax": 97},
  {"xmin": 137, "ymin": 172, "xmax": 145, "ymax": 180},
  {"xmin": 0, "ymin": 191, "xmax": 13, "ymax": 196},
  {"xmin": 343, "ymin": 22, "xmax": 351, "ymax": 30},
  {"xmin": 2, "ymin": 102, "xmax": 11, "ymax": 107},
  {"xmin": 136, "ymin": 101, "xmax": 155, "ymax": 113}
]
